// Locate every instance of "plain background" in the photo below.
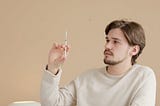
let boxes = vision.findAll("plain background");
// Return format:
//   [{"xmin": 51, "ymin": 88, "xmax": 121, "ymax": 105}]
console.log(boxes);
[{"xmin": 0, "ymin": 0, "xmax": 159, "ymax": 106}]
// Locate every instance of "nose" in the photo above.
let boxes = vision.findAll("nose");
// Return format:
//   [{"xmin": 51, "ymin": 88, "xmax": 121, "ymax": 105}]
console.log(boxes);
[{"xmin": 105, "ymin": 42, "xmax": 112, "ymax": 50}]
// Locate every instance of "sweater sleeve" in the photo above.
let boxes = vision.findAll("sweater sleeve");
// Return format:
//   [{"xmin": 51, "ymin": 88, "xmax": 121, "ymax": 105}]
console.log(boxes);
[
  {"xmin": 40, "ymin": 69, "xmax": 77, "ymax": 106},
  {"xmin": 130, "ymin": 69, "xmax": 156, "ymax": 106}
]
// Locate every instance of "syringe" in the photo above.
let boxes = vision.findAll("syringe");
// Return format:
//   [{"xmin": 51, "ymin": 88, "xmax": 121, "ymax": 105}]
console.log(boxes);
[{"xmin": 64, "ymin": 31, "xmax": 67, "ymax": 57}]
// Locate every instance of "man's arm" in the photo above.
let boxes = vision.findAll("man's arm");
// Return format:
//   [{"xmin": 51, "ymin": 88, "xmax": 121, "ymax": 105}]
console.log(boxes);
[
  {"xmin": 40, "ymin": 69, "xmax": 76, "ymax": 106},
  {"xmin": 40, "ymin": 43, "xmax": 76, "ymax": 106}
]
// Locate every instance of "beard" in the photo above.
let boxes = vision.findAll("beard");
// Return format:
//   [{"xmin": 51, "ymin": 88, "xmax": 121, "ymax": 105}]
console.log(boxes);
[
  {"xmin": 103, "ymin": 58, "xmax": 125, "ymax": 65},
  {"xmin": 103, "ymin": 49, "xmax": 128, "ymax": 65}
]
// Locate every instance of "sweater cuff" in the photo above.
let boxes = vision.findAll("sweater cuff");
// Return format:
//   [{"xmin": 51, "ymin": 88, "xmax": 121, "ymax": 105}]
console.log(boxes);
[{"xmin": 42, "ymin": 68, "xmax": 62, "ymax": 85}]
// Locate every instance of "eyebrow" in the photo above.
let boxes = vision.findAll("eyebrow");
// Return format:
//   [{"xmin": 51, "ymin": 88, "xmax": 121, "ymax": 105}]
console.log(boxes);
[{"xmin": 105, "ymin": 37, "xmax": 121, "ymax": 41}]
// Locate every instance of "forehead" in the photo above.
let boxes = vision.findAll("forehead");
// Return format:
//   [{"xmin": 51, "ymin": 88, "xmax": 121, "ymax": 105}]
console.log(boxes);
[{"xmin": 106, "ymin": 28, "xmax": 126, "ymax": 41}]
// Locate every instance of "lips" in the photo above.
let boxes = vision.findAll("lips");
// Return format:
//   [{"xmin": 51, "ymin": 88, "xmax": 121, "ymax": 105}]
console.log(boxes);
[{"xmin": 104, "ymin": 50, "xmax": 113, "ymax": 56}]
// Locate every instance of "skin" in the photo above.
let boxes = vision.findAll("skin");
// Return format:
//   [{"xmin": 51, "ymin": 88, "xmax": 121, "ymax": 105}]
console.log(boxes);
[
  {"xmin": 104, "ymin": 28, "xmax": 139, "ymax": 75},
  {"xmin": 47, "ymin": 43, "xmax": 70, "ymax": 74}
]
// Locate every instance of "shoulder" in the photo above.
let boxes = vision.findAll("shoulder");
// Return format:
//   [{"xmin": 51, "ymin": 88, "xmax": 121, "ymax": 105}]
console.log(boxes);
[{"xmin": 133, "ymin": 64, "xmax": 156, "ymax": 79}]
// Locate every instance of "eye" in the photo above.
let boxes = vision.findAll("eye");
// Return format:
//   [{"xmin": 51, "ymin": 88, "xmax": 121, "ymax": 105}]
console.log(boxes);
[
  {"xmin": 106, "ymin": 39, "xmax": 110, "ymax": 43},
  {"xmin": 113, "ymin": 40, "xmax": 119, "ymax": 44}
]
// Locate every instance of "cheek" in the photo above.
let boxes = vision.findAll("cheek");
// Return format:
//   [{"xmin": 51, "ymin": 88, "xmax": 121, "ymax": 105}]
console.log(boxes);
[{"xmin": 114, "ymin": 47, "xmax": 130, "ymax": 57}]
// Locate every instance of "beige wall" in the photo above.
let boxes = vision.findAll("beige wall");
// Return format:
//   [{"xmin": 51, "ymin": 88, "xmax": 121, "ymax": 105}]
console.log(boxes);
[{"xmin": 0, "ymin": 0, "xmax": 159, "ymax": 105}]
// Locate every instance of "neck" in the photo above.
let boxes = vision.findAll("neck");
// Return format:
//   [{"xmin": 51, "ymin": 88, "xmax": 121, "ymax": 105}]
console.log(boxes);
[{"xmin": 107, "ymin": 60, "xmax": 133, "ymax": 75}]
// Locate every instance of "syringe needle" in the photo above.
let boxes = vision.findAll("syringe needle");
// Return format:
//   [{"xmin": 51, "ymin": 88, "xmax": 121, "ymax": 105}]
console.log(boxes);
[{"xmin": 64, "ymin": 31, "xmax": 67, "ymax": 57}]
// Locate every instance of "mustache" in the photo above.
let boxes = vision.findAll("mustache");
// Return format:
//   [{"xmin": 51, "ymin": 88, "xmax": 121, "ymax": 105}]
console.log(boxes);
[{"xmin": 104, "ymin": 49, "xmax": 113, "ymax": 56}]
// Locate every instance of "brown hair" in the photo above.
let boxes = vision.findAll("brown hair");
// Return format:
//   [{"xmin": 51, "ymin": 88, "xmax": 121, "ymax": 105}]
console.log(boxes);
[{"xmin": 105, "ymin": 20, "xmax": 146, "ymax": 65}]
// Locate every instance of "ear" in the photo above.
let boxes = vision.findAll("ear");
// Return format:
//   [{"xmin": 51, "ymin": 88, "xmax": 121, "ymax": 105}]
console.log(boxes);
[{"xmin": 129, "ymin": 45, "xmax": 140, "ymax": 56}]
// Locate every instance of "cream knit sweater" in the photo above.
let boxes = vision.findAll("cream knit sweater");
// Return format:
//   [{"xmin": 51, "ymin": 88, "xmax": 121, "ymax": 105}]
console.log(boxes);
[{"xmin": 40, "ymin": 64, "xmax": 156, "ymax": 106}]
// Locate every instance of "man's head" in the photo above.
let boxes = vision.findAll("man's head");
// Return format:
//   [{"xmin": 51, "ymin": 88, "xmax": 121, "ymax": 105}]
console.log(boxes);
[{"xmin": 104, "ymin": 20, "xmax": 146, "ymax": 65}]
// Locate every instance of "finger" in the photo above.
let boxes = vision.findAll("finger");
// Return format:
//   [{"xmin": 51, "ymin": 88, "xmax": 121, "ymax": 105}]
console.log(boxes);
[
  {"xmin": 57, "ymin": 44, "xmax": 62, "ymax": 48},
  {"xmin": 52, "ymin": 42, "xmax": 58, "ymax": 49},
  {"xmin": 52, "ymin": 43, "xmax": 63, "ymax": 50},
  {"xmin": 66, "ymin": 45, "xmax": 70, "ymax": 52},
  {"xmin": 61, "ymin": 44, "xmax": 70, "ymax": 51},
  {"xmin": 54, "ymin": 55, "xmax": 66, "ymax": 65}
]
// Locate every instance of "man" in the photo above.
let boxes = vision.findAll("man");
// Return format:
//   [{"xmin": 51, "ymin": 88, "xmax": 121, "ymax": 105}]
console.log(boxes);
[{"xmin": 40, "ymin": 20, "xmax": 156, "ymax": 106}]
